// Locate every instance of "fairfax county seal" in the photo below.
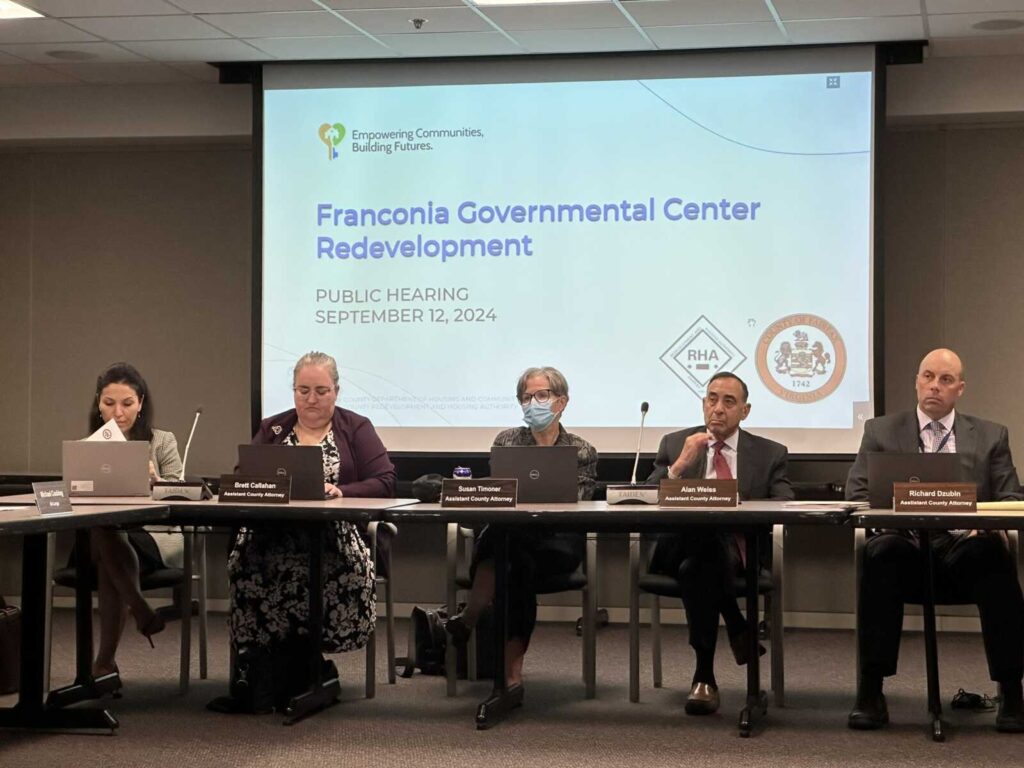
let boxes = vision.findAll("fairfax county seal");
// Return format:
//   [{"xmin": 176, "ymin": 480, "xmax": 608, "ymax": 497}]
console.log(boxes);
[{"xmin": 755, "ymin": 314, "xmax": 846, "ymax": 404}]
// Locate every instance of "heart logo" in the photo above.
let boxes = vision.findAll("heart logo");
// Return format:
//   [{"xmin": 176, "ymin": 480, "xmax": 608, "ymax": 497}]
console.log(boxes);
[{"xmin": 318, "ymin": 122, "xmax": 346, "ymax": 160}]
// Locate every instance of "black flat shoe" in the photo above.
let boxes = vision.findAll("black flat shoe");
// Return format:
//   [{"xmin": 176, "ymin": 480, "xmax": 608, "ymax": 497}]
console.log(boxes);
[
  {"xmin": 997, "ymin": 695, "xmax": 1024, "ymax": 733},
  {"xmin": 728, "ymin": 630, "xmax": 767, "ymax": 666},
  {"xmin": 444, "ymin": 613, "xmax": 472, "ymax": 648},
  {"xmin": 206, "ymin": 695, "xmax": 273, "ymax": 715},
  {"xmin": 848, "ymin": 692, "xmax": 889, "ymax": 730}
]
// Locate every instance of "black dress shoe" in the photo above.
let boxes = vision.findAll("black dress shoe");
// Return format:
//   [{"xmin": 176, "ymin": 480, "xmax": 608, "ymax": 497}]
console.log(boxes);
[
  {"xmin": 684, "ymin": 682, "xmax": 720, "ymax": 716},
  {"xmin": 996, "ymin": 695, "xmax": 1024, "ymax": 733},
  {"xmin": 444, "ymin": 613, "xmax": 472, "ymax": 648},
  {"xmin": 729, "ymin": 630, "xmax": 767, "ymax": 666},
  {"xmin": 848, "ymin": 692, "xmax": 889, "ymax": 730}
]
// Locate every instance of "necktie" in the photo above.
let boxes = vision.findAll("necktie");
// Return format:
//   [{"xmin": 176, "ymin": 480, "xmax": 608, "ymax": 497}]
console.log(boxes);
[
  {"xmin": 929, "ymin": 421, "xmax": 946, "ymax": 453},
  {"xmin": 712, "ymin": 442, "xmax": 745, "ymax": 566}
]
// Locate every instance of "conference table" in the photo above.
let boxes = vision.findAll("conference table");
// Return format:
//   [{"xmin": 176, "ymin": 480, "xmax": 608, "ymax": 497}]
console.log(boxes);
[
  {"xmin": 0, "ymin": 493, "xmax": 417, "ymax": 729},
  {"xmin": 0, "ymin": 501, "xmax": 170, "ymax": 733},
  {"xmin": 385, "ymin": 499, "xmax": 854, "ymax": 736},
  {"xmin": 850, "ymin": 505, "xmax": 1024, "ymax": 742}
]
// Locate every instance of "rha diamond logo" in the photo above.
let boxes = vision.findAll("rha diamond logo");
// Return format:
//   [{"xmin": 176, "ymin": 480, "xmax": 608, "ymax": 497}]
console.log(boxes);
[{"xmin": 660, "ymin": 315, "xmax": 747, "ymax": 399}]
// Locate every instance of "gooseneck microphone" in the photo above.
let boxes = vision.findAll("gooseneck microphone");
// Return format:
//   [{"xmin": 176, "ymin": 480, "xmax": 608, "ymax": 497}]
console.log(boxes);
[
  {"xmin": 607, "ymin": 401, "xmax": 659, "ymax": 504},
  {"xmin": 630, "ymin": 401, "xmax": 650, "ymax": 485},
  {"xmin": 151, "ymin": 405, "xmax": 212, "ymax": 500},
  {"xmin": 180, "ymin": 405, "xmax": 203, "ymax": 480}
]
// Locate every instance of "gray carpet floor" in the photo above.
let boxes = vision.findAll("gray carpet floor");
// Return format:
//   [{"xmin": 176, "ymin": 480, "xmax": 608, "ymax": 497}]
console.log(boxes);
[{"xmin": 1, "ymin": 611, "xmax": 1020, "ymax": 767}]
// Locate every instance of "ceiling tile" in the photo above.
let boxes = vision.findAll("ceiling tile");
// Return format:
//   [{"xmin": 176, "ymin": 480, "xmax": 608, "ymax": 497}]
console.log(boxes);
[
  {"xmin": 119, "ymin": 38, "xmax": 272, "ymax": 60},
  {"xmin": 479, "ymin": 4, "xmax": 632, "ymax": 31},
  {"xmin": 0, "ymin": 63, "xmax": 81, "ymax": 84},
  {"xmin": 929, "ymin": 12, "xmax": 1024, "ymax": 37},
  {"xmin": 773, "ymin": 0, "xmax": 920, "ymax": 21},
  {"xmin": 929, "ymin": 34, "xmax": 1024, "ymax": 56},
  {"xmin": 0, "ymin": 41, "xmax": 145, "ymax": 62},
  {"xmin": 0, "ymin": 19, "xmax": 99, "ymax": 44},
  {"xmin": 171, "ymin": 0, "xmax": 319, "ymax": 10},
  {"xmin": 786, "ymin": 15, "xmax": 925, "ymax": 43},
  {"xmin": 516, "ymin": 26, "xmax": 651, "ymax": 53},
  {"xmin": 623, "ymin": 0, "xmax": 772, "ymax": 27},
  {"xmin": 198, "ymin": 11, "xmax": 357, "ymax": 37},
  {"xmin": 327, "ymin": 0, "xmax": 466, "ymax": 8},
  {"xmin": 65, "ymin": 15, "xmax": 228, "ymax": 41},
  {"xmin": 376, "ymin": 30, "xmax": 522, "ymax": 56},
  {"xmin": 246, "ymin": 34, "xmax": 392, "ymax": 58},
  {"xmin": 44, "ymin": 61, "xmax": 196, "ymax": 83},
  {"xmin": 646, "ymin": 22, "xmax": 786, "ymax": 49},
  {"xmin": 338, "ymin": 8, "xmax": 491, "ymax": 34},
  {"xmin": 926, "ymin": 1, "xmax": 1024, "ymax": 13},
  {"xmin": 18, "ymin": 0, "xmax": 183, "ymax": 16}
]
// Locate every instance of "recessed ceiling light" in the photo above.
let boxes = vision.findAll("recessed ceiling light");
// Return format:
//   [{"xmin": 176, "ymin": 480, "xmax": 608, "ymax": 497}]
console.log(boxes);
[
  {"xmin": 46, "ymin": 49, "xmax": 100, "ymax": 61},
  {"xmin": 0, "ymin": 1, "xmax": 43, "ymax": 19},
  {"xmin": 972, "ymin": 19, "xmax": 1024, "ymax": 32},
  {"xmin": 471, "ymin": 0, "xmax": 608, "ymax": 6}
]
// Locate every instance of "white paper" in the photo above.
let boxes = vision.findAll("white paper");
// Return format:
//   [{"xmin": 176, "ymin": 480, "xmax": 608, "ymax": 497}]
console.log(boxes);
[{"xmin": 84, "ymin": 418, "xmax": 126, "ymax": 442}]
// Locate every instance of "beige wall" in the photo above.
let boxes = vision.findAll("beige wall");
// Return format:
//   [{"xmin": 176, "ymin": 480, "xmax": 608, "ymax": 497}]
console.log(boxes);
[{"xmin": 0, "ymin": 148, "xmax": 253, "ymax": 478}]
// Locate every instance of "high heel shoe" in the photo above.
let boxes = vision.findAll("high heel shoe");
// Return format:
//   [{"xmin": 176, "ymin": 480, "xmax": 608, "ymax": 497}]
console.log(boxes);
[
  {"xmin": 138, "ymin": 612, "xmax": 166, "ymax": 648},
  {"xmin": 91, "ymin": 665, "xmax": 123, "ymax": 699}
]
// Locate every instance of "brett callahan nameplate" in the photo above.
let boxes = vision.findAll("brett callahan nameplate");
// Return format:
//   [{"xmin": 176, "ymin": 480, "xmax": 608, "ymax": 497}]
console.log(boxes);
[
  {"xmin": 659, "ymin": 479, "xmax": 739, "ymax": 508},
  {"xmin": 219, "ymin": 475, "xmax": 291, "ymax": 504},
  {"xmin": 893, "ymin": 482, "xmax": 977, "ymax": 512},
  {"xmin": 440, "ymin": 478, "xmax": 517, "ymax": 508}
]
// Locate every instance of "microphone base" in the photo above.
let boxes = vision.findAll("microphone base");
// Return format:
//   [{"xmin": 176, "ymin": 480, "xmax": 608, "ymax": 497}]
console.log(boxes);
[
  {"xmin": 151, "ymin": 480, "xmax": 213, "ymax": 502},
  {"xmin": 606, "ymin": 484, "xmax": 660, "ymax": 505}
]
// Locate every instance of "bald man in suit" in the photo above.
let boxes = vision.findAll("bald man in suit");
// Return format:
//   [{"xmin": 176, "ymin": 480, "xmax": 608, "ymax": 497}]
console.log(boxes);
[
  {"xmin": 847, "ymin": 348, "xmax": 1024, "ymax": 733},
  {"xmin": 648, "ymin": 372, "xmax": 793, "ymax": 715}
]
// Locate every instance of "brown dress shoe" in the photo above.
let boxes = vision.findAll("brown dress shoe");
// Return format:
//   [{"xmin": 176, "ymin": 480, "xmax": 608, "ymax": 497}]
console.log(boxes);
[{"xmin": 685, "ymin": 682, "xmax": 720, "ymax": 715}]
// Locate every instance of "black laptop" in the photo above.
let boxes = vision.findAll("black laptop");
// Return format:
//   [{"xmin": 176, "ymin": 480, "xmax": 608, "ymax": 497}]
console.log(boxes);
[
  {"xmin": 237, "ymin": 444, "xmax": 325, "ymax": 501},
  {"xmin": 489, "ymin": 445, "xmax": 578, "ymax": 503},
  {"xmin": 866, "ymin": 452, "xmax": 962, "ymax": 509}
]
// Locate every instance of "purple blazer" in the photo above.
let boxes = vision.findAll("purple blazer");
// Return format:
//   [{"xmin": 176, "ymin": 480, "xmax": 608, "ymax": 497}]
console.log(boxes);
[{"xmin": 252, "ymin": 407, "xmax": 396, "ymax": 498}]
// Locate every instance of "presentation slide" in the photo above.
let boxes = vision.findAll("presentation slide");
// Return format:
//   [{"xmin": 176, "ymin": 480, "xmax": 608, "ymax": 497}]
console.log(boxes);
[{"xmin": 262, "ymin": 54, "xmax": 875, "ymax": 454}]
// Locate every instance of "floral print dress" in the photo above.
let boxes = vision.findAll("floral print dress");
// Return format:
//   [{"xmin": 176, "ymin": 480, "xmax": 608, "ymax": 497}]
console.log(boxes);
[{"xmin": 227, "ymin": 429, "xmax": 377, "ymax": 653}]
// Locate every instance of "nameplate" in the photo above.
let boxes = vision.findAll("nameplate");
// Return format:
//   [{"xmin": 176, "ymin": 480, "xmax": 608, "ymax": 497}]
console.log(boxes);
[
  {"xmin": 218, "ymin": 475, "xmax": 291, "ymax": 504},
  {"xmin": 32, "ymin": 481, "xmax": 73, "ymax": 515},
  {"xmin": 659, "ymin": 479, "xmax": 738, "ymax": 508},
  {"xmin": 440, "ymin": 478, "xmax": 517, "ymax": 508},
  {"xmin": 893, "ymin": 482, "xmax": 977, "ymax": 512}
]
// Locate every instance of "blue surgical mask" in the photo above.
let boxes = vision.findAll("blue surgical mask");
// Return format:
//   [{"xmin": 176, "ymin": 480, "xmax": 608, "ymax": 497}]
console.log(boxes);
[{"xmin": 522, "ymin": 400, "xmax": 557, "ymax": 431}]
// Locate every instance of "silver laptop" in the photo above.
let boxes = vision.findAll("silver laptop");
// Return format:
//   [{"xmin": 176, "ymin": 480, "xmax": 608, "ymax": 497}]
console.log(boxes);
[
  {"xmin": 62, "ymin": 440, "xmax": 151, "ymax": 496},
  {"xmin": 489, "ymin": 445, "xmax": 578, "ymax": 503},
  {"xmin": 866, "ymin": 452, "xmax": 962, "ymax": 509},
  {"xmin": 237, "ymin": 444, "xmax": 325, "ymax": 501}
]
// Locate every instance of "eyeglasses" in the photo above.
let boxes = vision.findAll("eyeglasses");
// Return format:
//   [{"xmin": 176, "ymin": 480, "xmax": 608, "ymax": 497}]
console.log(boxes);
[
  {"xmin": 293, "ymin": 386, "xmax": 335, "ymax": 399},
  {"xmin": 518, "ymin": 389, "xmax": 558, "ymax": 406}
]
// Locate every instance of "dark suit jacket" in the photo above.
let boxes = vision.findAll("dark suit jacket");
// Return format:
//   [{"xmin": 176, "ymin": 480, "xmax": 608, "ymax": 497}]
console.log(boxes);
[
  {"xmin": 647, "ymin": 425, "xmax": 794, "ymax": 501},
  {"xmin": 845, "ymin": 410, "xmax": 1024, "ymax": 503}
]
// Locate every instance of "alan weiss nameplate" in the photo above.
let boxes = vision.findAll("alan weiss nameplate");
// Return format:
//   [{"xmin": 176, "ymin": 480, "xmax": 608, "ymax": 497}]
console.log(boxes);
[
  {"xmin": 659, "ymin": 479, "xmax": 739, "ymax": 508},
  {"xmin": 441, "ymin": 478, "xmax": 518, "ymax": 508}
]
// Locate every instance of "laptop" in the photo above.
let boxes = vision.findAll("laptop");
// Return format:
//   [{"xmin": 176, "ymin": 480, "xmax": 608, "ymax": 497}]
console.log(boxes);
[
  {"xmin": 237, "ymin": 444, "xmax": 325, "ymax": 501},
  {"xmin": 866, "ymin": 452, "xmax": 962, "ymax": 509},
  {"xmin": 489, "ymin": 445, "xmax": 578, "ymax": 503},
  {"xmin": 62, "ymin": 440, "xmax": 151, "ymax": 496}
]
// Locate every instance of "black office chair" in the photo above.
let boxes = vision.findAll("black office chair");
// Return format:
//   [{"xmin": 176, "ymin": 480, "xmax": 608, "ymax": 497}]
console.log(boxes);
[
  {"xmin": 628, "ymin": 527, "xmax": 784, "ymax": 705},
  {"xmin": 44, "ymin": 528, "xmax": 208, "ymax": 695},
  {"xmin": 445, "ymin": 524, "xmax": 597, "ymax": 698}
]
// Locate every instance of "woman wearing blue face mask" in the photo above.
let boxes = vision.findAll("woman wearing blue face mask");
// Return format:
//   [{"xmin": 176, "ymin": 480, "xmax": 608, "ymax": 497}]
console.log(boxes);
[{"xmin": 444, "ymin": 366, "xmax": 597, "ymax": 690}]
